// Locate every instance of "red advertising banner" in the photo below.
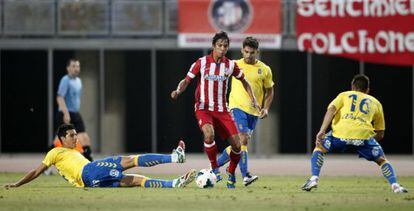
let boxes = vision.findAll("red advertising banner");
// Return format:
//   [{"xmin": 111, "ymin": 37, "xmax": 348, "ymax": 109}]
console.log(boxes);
[
  {"xmin": 296, "ymin": 0, "xmax": 414, "ymax": 66},
  {"xmin": 178, "ymin": 0, "xmax": 282, "ymax": 49}
]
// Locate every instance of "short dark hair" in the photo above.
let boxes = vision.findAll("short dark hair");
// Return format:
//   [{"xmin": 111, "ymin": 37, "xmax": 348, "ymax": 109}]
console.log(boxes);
[
  {"xmin": 66, "ymin": 58, "xmax": 79, "ymax": 67},
  {"xmin": 243, "ymin": 37, "xmax": 259, "ymax": 49},
  {"xmin": 212, "ymin": 31, "xmax": 230, "ymax": 46},
  {"xmin": 57, "ymin": 124, "xmax": 76, "ymax": 142},
  {"xmin": 352, "ymin": 74, "xmax": 370, "ymax": 91}
]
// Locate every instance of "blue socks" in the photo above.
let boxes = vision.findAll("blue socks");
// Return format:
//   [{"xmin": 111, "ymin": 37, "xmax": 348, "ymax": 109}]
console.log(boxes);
[
  {"xmin": 239, "ymin": 145, "xmax": 248, "ymax": 178},
  {"xmin": 311, "ymin": 150, "xmax": 325, "ymax": 176},
  {"xmin": 142, "ymin": 178, "xmax": 173, "ymax": 188},
  {"xmin": 135, "ymin": 154, "xmax": 172, "ymax": 167},
  {"xmin": 217, "ymin": 146, "xmax": 231, "ymax": 167},
  {"xmin": 381, "ymin": 162, "xmax": 397, "ymax": 184}
]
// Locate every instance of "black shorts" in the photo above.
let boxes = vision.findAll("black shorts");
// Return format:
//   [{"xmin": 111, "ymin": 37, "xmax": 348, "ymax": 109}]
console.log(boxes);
[{"xmin": 56, "ymin": 111, "xmax": 86, "ymax": 133}]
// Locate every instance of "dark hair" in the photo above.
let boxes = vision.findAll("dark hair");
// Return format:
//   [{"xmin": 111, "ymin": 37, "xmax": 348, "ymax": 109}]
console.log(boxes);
[
  {"xmin": 57, "ymin": 124, "xmax": 76, "ymax": 142},
  {"xmin": 66, "ymin": 58, "xmax": 79, "ymax": 67},
  {"xmin": 212, "ymin": 31, "xmax": 230, "ymax": 46},
  {"xmin": 352, "ymin": 74, "xmax": 370, "ymax": 91},
  {"xmin": 243, "ymin": 36, "xmax": 259, "ymax": 49}
]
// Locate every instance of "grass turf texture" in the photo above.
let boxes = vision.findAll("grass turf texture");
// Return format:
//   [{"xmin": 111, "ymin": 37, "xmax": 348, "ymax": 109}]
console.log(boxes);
[{"xmin": 1, "ymin": 173, "xmax": 413, "ymax": 211}]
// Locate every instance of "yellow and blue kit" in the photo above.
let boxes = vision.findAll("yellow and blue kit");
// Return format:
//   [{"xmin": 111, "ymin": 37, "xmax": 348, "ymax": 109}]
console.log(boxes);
[
  {"xmin": 229, "ymin": 58, "xmax": 274, "ymax": 117},
  {"xmin": 43, "ymin": 147, "xmax": 176, "ymax": 188},
  {"xmin": 310, "ymin": 90, "xmax": 397, "ymax": 186},
  {"xmin": 218, "ymin": 59, "xmax": 274, "ymax": 178},
  {"xmin": 42, "ymin": 147, "xmax": 90, "ymax": 187},
  {"xmin": 329, "ymin": 90, "xmax": 385, "ymax": 140}
]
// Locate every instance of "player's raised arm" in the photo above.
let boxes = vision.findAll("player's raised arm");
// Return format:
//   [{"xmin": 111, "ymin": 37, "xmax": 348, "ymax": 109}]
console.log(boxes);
[
  {"xmin": 4, "ymin": 163, "xmax": 48, "ymax": 189},
  {"xmin": 171, "ymin": 60, "xmax": 201, "ymax": 100},
  {"xmin": 171, "ymin": 79, "xmax": 191, "ymax": 100}
]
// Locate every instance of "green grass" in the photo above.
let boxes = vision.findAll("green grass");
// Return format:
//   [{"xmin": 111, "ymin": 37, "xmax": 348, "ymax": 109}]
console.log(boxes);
[{"xmin": 1, "ymin": 173, "xmax": 413, "ymax": 211}]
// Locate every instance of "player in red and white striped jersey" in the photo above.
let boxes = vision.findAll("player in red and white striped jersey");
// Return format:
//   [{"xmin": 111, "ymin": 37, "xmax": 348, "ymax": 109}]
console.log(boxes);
[{"xmin": 171, "ymin": 31, "xmax": 259, "ymax": 188}]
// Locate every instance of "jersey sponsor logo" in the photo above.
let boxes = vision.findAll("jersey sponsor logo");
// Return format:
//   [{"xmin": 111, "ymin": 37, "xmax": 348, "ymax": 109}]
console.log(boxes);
[
  {"xmin": 203, "ymin": 74, "xmax": 228, "ymax": 81},
  {"xmin": 209, "ymin": 0, "xmax": 253, "ymax": 33},
  {"xmin": 109, "ymin": 169, "xmax": 120, "ymax": 177}
]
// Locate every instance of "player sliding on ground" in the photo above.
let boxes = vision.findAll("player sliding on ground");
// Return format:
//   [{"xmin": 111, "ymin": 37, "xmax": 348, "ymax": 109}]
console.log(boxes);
[
  {"xmin": 4, "ymin": 124, "xmax": 196, "ymax": 189},
  {"xmin": 302, "ymin": 74, "xmax": 408, "ymax": 193}
]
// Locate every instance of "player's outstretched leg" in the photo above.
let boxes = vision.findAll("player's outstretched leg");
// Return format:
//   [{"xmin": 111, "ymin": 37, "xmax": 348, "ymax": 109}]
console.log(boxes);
[
  {"xmin": 302, "ymin": 148, "xmax": 325, "ymax": 192},
  {"xmin": 376, "ymin": 157, "xmax": 408, "ymax": 193},
  {"xmin": 217, "ymin": 146, "xmax": 230, "ymax": 167},
  {"xmin": 132, "ymin": 140, "xmax": 186, "ymax": 167},
  {"xmin": 142, "ymin": 169, "xmax": 196, "ymax": 188},
  {"xmin": 123, "ymin": 169, "xmax": 196, "ymax": 188}
]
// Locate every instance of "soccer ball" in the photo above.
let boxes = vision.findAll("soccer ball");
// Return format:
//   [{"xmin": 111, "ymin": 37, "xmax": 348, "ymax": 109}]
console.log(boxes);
[{"xmin": 195, "ymin": 169, "xmax": 217, "ymax": 188}]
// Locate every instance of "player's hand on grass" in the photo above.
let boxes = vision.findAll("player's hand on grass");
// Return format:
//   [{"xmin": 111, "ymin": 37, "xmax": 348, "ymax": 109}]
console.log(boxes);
[
  {"xmin": 4, "ymin": 183, "xmax": 18, "ymax": 189},
  {"xmin": 171, "ymin": 90, "xmax": 180, "ymax": 100},
  {"xmin": 259, "ymin": 108, "xmax": 268, "ymax": 119}
]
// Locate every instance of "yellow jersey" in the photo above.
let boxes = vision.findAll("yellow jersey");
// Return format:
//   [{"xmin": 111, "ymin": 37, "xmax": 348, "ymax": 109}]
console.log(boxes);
[
  {"xmin": 329, "ymin": 90, "xmax": 385, "ymax": 140},
  {"xmin": 229, "ymin": 59, "xmax": 274, "ymax": 116},
  {"xmin": 42, "ymin": 147, "xmax": 90, "ymax": 187}
]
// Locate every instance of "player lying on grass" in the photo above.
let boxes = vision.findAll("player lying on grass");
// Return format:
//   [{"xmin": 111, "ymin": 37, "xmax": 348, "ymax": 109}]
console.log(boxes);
[
  {"xmin": 302, "ymin": 74, "xmax": 408, "ymax": 193},
  {"xmin": 4, "ymin": 124, "xmax": 196, "ymax": 189}
]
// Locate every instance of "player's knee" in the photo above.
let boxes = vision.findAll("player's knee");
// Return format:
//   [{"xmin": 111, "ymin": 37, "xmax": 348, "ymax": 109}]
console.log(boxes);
[
  {"xmin": 375, "ymin": 156, "xmax": 387, "ymax": 166},
  {"xmin": 203, "ymin": 132, "xmax": 215, "ymax": 144},
  {"xmin": 239, "ymin": 133, "xmax": 249, "ymax": 146},
  {"xmin": 230, "ymin": 138, "xmax": 241, "ymax": 152},
  {"xmin": 121, "ymin": 156, "xmax": 135, "ymax": 168}
]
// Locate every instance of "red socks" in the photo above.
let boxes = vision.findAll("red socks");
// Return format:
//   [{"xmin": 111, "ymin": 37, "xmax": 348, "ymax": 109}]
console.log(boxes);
[
  {"xmin": 228, "ymin": 149, "xmax": 241, "ymax": 175},
  {"xmin": 204, "ymin": 141, "xmax": 218, "ymax": 169}
]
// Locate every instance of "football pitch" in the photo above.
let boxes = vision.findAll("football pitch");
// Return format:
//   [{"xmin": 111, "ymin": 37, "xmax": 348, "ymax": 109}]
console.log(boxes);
[{"xmin": 1, "ymin": 173, "xmax": 413, "ymax": 211}]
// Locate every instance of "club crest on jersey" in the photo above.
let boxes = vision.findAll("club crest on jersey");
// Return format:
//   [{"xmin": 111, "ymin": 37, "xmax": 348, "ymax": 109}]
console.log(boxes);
[
  {"xmin": 209, "ymin": 0, "xmax": 253, "ymax": 33},
  {"xmin": 109, "ymin": 169, "xmax": 120, "ymax": 177},
  {"xmin": 372, "ymin": 147, "xmax": 380, "ymax": 157},
  {"xmin": 258, "ymin": 68, "xmax": 262, "ymax": 74},
  {"xmin": 323, "ymin": 140, "xmax": 331, "ymax": 149}
]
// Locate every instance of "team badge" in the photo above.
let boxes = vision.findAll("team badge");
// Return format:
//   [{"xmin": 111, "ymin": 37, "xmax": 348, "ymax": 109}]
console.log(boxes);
[
  {"xmin": 372, "ymin": 147, "xmax": 379, "ymax": 157},
  {"xmin": 209, "ymin": 0, "xmax": 253, "ymax": 33},
  {"xmin": 323, "ymin": 140, "xmax": 331, "ymax": 149},
  {"xmin": 258, "ymin": 68, "xmax": 262, "ymax": 74},
  {"xmin": 109, "ymin": 169, "xmax": 120, "ymax": 177}
]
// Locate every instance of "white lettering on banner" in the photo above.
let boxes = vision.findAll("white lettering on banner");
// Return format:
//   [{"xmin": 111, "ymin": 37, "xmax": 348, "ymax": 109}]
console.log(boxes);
[
  {"xmin": 298, "ymin": 30, "xmax": 414, "ymax": 54},
  {"xmin": 297, "ymin": 0, "xmax": 414, "ymax": 17},
  {"xmin": 342, "ymin": 32, "xmax": 357, "ymax": 53}
]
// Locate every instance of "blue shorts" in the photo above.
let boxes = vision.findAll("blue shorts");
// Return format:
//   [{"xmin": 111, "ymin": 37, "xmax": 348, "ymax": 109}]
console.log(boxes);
[
  {"xmin": 231, "ymin": 108, "xmax": 258, "ymax": 134},
  {"xmin": 320, "ymin": 132, "xmax": 384, "ymax": 161},
  {"xmin": 81, "ymin": 156, "xmax": 125, "ymax": 187}
]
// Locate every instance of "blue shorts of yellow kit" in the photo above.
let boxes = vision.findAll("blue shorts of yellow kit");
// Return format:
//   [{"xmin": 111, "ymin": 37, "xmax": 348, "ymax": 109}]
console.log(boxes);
[
  {"xmin": 231, "ymin": 108, "xmax": 258, "ymax": 134},
  {"xmin": 81, "ymin": 156, "xmax": 125, "ymax": 187},
  {"xmin": 320, "ymin": 132, "xmax": 384, "ymax": 161}
]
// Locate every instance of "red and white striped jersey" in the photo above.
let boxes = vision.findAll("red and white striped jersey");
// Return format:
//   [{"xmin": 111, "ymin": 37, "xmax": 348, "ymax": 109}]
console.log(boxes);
[{"xmin": 185, "ymin": 54, "xmax": 245, "ymax": 112}]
